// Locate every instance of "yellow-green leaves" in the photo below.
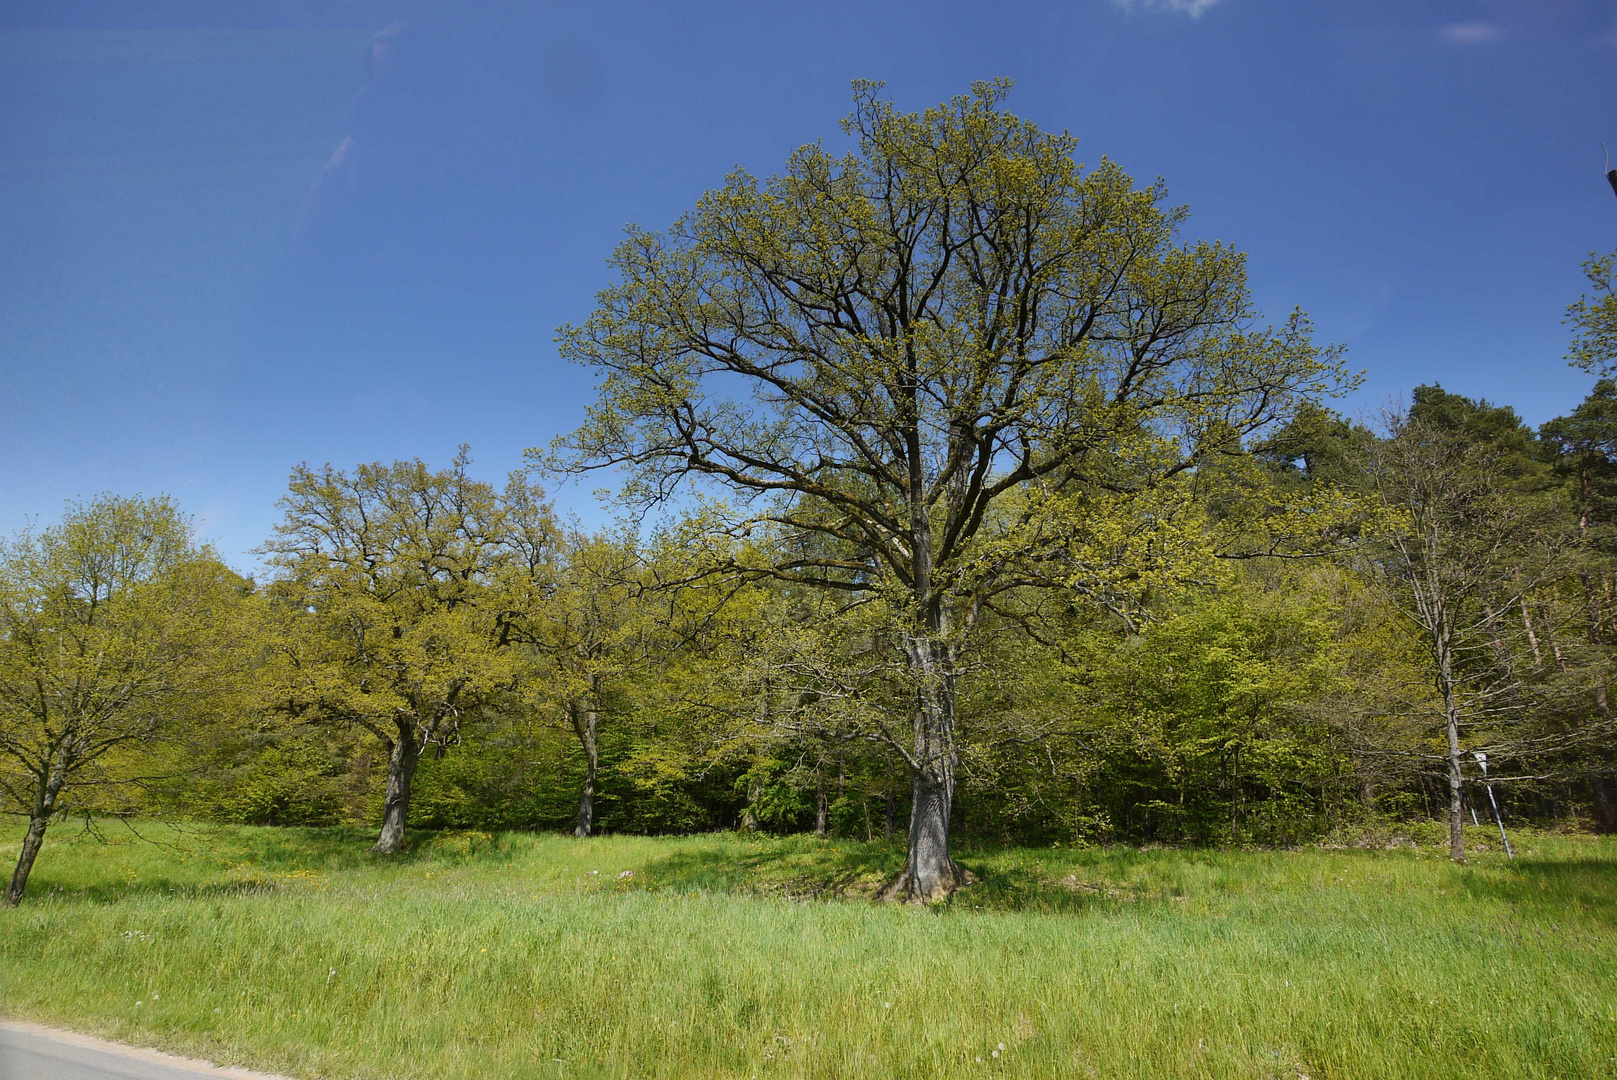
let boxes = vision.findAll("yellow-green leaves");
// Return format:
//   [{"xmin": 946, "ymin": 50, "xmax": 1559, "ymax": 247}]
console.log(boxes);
[
  {"xmin": 544, "ymin": 82, "xmax": 1351, "ymax": 642},
  {"xmin": 259, "ymin": 452, "xmax": 559, "ymax": 754},
  {"xmin": 0, "ymin": 495, "xmax": 242, "ymax": 828},
  {"xmin": 1567, "ymin": 247, "xmax": 1617, "ymax": 375}
]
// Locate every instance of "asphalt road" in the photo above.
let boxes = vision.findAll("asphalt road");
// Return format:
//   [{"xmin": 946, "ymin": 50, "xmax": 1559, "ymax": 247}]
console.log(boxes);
[{"xmin": 0, "ymin": 1024, "xmax": 289, "ymax": 1080}]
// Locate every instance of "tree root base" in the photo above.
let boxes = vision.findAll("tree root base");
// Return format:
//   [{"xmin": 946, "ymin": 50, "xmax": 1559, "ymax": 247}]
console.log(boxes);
[{"xmin": 876, "ymin": 860, "xmax": 977, "ymax": 904}]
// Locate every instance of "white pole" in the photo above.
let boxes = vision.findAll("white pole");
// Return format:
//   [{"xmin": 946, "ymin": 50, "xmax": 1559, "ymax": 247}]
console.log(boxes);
[{"xmin": 1473, "ymin": 752, "xmax": 1514, "ymax": 860}]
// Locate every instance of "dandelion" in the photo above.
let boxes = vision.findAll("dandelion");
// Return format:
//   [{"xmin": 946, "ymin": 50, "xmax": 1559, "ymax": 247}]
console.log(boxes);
[
  {"xmin": 975, "ymin": 1056, "xmax": 982, "ymax": 1063},
  {"xmin": 997, "ymin": 1043, "xmax": 1004, "ymax": 1051},
  {"xmin": 992, "ymin": 1050, "xmax": 1000, "ymax": 1058},
  {"xmin": 213, "ymin": 1008, "xmax": 221, "ymax": 1014},
  {"xmin": 883, "ymin": 1001, "xmax": 891, "ymax": 1009},
  {"xmin": 135, "ymin": 1001, "xmax": 143, "ymax": 1007}
]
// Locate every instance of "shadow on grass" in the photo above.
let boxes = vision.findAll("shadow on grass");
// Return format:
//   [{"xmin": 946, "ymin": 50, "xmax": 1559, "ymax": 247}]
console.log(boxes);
[
  {"xmin": 635, "ymin": 840, "xmax": 905, "ymax": 900},
  {"xmin": 631, "ymin": 839, "xmax": 1162, "ymax": 913},
  {"xmin": 19, "ymin": 824, "xmax": 521, "ymax": 905},
  {"xmin": 1462, "ymin": 858, "xmax": 1617, "ymax": 925}
]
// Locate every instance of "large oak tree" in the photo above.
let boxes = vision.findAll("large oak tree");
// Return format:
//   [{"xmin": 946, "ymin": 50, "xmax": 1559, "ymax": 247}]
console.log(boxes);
[{"xmin": 548, "ymin": 82, "xmax": 1349, "ymax": 900}]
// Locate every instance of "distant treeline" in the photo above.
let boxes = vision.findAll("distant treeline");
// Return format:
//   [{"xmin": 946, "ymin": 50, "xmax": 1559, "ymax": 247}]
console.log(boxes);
[
  {"xmin": 6, "ymin": 382, "xmax": 1617, "ymax": 868},
  {"xmin": 190, "ymin": 382, "xmax": 1617, "ymax": 848}
]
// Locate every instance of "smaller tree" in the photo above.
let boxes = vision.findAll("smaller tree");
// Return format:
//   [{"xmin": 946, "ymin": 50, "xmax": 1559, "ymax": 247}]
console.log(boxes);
[
  {"xmin": 261, "ymin": 451, "xmax": 556, "ymax": 853},
  {"xmin": 1361, "ymin": 392, "xmax": 1567, "ymax": 862},
  {"xmin": 517, "ymin": 531, "xmax": 655, "ymax": 837},
  {"xmin": 0, "ymin": 496, "xmax": 240, "ymax": 906}
]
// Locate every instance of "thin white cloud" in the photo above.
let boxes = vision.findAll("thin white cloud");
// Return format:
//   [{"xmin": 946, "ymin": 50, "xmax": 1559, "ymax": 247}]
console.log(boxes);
[
  {"xmin": 1438, "ymin": 22, "xmax": 1506, "ymax": 45},
  {"xmin": 1112, "ymin": 0, "xmax": 1223, "ymax": 18}
]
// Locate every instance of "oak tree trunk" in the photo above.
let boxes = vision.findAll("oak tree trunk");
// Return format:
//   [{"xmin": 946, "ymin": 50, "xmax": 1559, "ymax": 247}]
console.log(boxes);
[
  {"xmin": 371, "ymin": 720, "xmax": 421, "ymax": 854},
  {"xmin": 573, "ymin": 697, "xmax": 599, "ymax": 838},
  {"xmin": 880, "ymin": 634, "xmax": 965, "ymax": 903}
]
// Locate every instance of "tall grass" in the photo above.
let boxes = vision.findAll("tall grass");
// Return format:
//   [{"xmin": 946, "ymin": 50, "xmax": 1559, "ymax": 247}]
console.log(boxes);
[{"xmin": 2, "ymin": 821, "xmax": 1614, "ymax": 1079}]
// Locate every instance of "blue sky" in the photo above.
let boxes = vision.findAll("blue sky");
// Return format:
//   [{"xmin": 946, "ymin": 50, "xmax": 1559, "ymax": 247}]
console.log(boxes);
[{"xmin": 3, "ymin": 0, "xmax": 1615, "ymax": 569}]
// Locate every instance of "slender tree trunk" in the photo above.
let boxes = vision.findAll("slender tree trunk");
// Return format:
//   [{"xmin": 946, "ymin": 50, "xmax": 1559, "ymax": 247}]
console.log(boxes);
[
  {"xmin": 1444, "ymin": 689, "xmax": 1466, "ymax": 864},
  {"xmin": 4, "ymin": 761, "xmax": 66, "ymax": 907},
  {"xmin": 1595, "ymin": 773, "xmax": 1617, "ymax": 834},
  {"xmin": 1422, "ymin": 596, "xmax": 1466, "ymax": 865},
  {"xmin": 814, "ymin": 766, "xmax": 828, "ymax": 838},
  {"xmin": 371, "ymin": 720, "xmax": 421, "ymax": 854},
  {"xmin": 573, "ymin": 692, "xmax": 599, "ymax": 838},
  {"xmin": 1520, "ymin": 600, "xmax": 1542, "ymax": 665},
  {"xmin": 5, "ymin": 815, "xmax": 50, "ymax": 908},
  {"xmin": 1543, "ymin": 608, "xmax": 1569, "ymax": 670},
  {"xmin": 1605, "ymin": 575, "xmax": 1617, "ymax": 641},
  {"xmin": 1483, "ymin": 604, "xmax": 1511, "ymax": 672},
  {"xmin": 1584, "ymin": 573, "xmax": 1604, "ymax": 640},
  {"xmin": 880, "ymin": 633, "xmax": 963, "ymax": 903},
  {"xmin": 742, "ymin": 771, "xmax": 762, "ymax": 832},
  {"xmin": 883, "ymin": 756, "xmax": 894, "ymax": 841}
]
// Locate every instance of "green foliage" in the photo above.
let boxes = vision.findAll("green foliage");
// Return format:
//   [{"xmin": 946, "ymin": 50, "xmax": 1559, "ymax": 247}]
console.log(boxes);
[
  {"xmin": 1252, "ymin": 402, "xmax": 1372, "ymax": 484},
  {"xmin": 1566, "ymin": 247, "xmax": 1617, "ymax": 375},
  {"xmin": 259, "ymin": 451, "xmax": 553, "ymax": 756},
  {"xmin": 0, "ymin": 495, "xmax": 249, "ymax": 901},
  {"xmin": 955, "ymin": 573, "xmax": 1351, "ymax": 847},
  {"xmin": 1543, "ymin": 378, "xmax": 1617, "ymax": 551},
  {"xmin": 0, "ymin": 497, "xmax": 243, "ymax": 813},
  {"xmin": 199, "ymin": 729, "xmax": 358, "ymax": 827}
]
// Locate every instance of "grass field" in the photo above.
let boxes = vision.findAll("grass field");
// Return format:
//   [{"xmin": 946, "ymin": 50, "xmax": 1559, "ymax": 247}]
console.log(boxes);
[{"xmin": 1, "ymin": 821, "xmax": 1614, "ymax": 1079}]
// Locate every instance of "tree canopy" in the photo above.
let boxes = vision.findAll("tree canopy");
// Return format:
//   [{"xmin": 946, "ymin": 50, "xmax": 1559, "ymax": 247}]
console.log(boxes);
[{"xmin": 549, "ymin": 80, "xmax": 1352, "ymax": 899}]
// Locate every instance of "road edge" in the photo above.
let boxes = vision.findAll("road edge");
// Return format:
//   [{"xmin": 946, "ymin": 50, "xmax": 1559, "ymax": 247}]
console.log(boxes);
[{"xmin": 0, "ymin": 1020, "xmax": 296, "ymax": 1079}]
